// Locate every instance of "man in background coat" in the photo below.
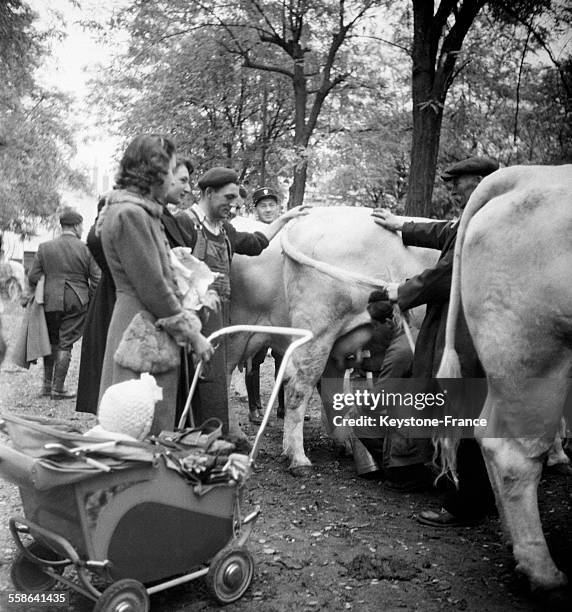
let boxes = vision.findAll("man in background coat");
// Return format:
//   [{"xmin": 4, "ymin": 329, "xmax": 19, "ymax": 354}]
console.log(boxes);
[
  {"xmin": 28, "ymin": 209, "xmax": 100, "ymax": 399},
  {"xmin": 370, "ymin": 156, "xmax": 499, "ymax": 526}
]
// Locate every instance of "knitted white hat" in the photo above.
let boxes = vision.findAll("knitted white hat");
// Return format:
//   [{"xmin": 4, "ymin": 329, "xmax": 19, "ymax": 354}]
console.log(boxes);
[{"xmin": 98, "ymin": 373, "xmax": 163, "ymax": 441}]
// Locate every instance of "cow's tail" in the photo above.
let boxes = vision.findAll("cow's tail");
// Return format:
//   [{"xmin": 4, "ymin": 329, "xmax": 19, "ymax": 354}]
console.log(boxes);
[
  {"xmin": 436, "ymin": 170, "xmax": 512, "ymax": 381},
  {"xmin": 435, "ymin": 169, "xmax": 514, "ymax": 481}
]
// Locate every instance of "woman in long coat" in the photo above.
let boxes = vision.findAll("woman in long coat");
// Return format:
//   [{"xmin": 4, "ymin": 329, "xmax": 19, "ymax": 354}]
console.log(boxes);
[
  {"xmin": 76, "ymin": 198, "xmax": 116, "ymax": 415},
  {"xmin": 97, "ymin": 135, "xmax": 212, "ymax": 434}
]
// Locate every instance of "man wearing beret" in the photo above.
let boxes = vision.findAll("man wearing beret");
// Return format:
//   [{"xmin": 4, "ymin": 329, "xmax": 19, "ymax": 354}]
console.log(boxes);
[
  {"xmin": 369, "ymin": 156, "xmax": 499, "ymax": 526},
  {"xmin": 28, "ymin": 208, "xmax": 101, "ymax": 399},
  {"xmin": 176, "ymin": 167, "xmax": 308, "ymax": 432}
]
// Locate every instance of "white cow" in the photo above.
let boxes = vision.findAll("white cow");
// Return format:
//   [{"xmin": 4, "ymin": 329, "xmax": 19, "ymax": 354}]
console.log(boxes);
[
  {"xmin": 437, "ymin": 164, "xmax": 572, "ymax": 592},
  {"xmin": 230, "ymin": 207, "xmax": 436, "ymax": 473}
]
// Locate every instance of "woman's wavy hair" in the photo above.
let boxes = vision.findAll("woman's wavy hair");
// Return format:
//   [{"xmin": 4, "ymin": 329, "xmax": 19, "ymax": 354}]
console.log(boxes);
[{"xmin": 115, "ymin": 134, "xmax": 176, "ymax": 195}]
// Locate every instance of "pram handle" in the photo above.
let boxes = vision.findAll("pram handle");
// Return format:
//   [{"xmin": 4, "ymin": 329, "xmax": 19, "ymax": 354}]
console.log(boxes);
[{"xmin": 177, "ymin": 325, "xmax": 313, "ymax": 462}]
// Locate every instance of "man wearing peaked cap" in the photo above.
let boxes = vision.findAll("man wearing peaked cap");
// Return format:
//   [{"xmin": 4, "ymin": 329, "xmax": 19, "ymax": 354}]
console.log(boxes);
[
  {"xmin": 175, "ymin": 168, "xmax": 310, "ymax": 435},
  {"xmin": 253, "ymin": 186, "xmax": 281, "ymax": 225},
  {"xmin": 369, "ymin": 156, "xmax": 500, "ymax": 527},
  {"xmin": 244, "ymin": 185, "xmax": 285, "ymax": 424},
  {"xmin": 252, "ymin": 186, "xmax": 279, "ymax": 205},
  {"xmin": 27, "ymin": 207, "xmax": 101, "ymax": 399}
]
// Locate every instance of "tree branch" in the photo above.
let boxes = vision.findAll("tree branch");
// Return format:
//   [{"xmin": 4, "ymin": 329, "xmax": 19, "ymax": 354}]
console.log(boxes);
[
  {"xmin": 242, "ymin": 56, "xmax": 294, "ymax": 79},
  {"xmin": 351, "ymin": 34, "xmax": 411, "ymax": 56},
  {"xmin": 496, "ymin": 0, "xmax": 572, "ymax": 100}
]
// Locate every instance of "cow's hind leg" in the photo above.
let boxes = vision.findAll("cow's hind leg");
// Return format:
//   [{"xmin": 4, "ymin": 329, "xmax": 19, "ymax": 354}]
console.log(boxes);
[
  {"xmin": 282, "ymin": 335, "xmax": 338, "ymax": 475},
  {"xmin": 282, "ymin": 379, "xmax": 315, "ymax": 475},
  {"xmin": 479, "ymin": 384, "xmax": 568, "ymax": 591}
]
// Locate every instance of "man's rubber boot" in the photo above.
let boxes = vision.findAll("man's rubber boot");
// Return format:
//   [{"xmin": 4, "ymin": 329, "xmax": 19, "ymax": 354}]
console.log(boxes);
[
  {"xmin": 51, "ymin": 350, "xmax": 76, "ymax": 400},
  {"xmin": 41, "ymin": 350, "xmax": 56, "ymax": 397},
  {"xmin": 245, "ymin": 366, "xmax": 263, "ymax": 424}
]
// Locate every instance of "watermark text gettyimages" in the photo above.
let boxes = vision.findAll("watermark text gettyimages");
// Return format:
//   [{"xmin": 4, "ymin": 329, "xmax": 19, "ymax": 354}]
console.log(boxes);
[{"xmin": 321, "ymin": 377, "xmax": 572, "ymax": 438}]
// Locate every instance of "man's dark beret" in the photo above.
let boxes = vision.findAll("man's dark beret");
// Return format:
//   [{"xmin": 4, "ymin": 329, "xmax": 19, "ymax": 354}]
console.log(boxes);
[
  {"xmin": 441, "ymin": 156, "xmax": 499, "ymax": 182},
  {"xmin": 197, "ymin": 167, "xmax": 238, "ymax": 190},
  {"xmin": 252, "ymin": 187, "xmax": 279, "ymax": 206},
  {"xmin": 59, "ymin": 209, "xmax": 83, "ymax": 226}
]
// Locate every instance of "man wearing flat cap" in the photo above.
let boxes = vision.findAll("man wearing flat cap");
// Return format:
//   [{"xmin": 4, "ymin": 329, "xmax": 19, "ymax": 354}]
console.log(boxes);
[
  {"xmin": 28, "ymin": 208, "xmax": 101, "ymax": 399},
  {"xmin": 176, "ymin": 167, "xmax": 308, "ymax": 433},
  {"xmin": 369, "ymin": 156, "xmax": 499, "ymax": 527}
]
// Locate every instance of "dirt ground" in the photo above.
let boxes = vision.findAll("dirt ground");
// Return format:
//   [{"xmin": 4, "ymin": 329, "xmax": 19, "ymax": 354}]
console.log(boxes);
[{"xmin": 0, "ymin": 298, "xmax": 571, "ymax": 611}]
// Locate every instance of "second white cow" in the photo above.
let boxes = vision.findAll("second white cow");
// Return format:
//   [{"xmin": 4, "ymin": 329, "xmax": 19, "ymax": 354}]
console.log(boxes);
[{"xmin": 230, "ymin": 207, "xmax": 436, "ymax": 473}]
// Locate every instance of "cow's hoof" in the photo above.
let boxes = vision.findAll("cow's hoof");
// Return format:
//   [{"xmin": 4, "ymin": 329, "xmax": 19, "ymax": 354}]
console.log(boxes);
[
  {"xmin": 289, "ymin": 465, "xmax": 313, "ymax": 477},
  {"xmin": 531, "ymin": 583, "xmax": 571, "ymax": 611},
  {"xmin": 526, "ymin": 567, "xmax": 568, "ymax": 594}
]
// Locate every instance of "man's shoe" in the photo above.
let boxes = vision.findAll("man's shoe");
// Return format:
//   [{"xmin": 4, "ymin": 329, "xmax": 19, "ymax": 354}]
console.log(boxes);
[
  {"xmin": 249, "ymin": 408, "xmax": 263, "ymax": 424},
  {"xmin": 416, "ymin": 508, "xmax": 482, "ymax": 528},
  {"xmin": 51, "ymin": 389, "xmax": 77, "ymax": 400},
  {"xmin": 40, "ymin": 384, "xmax": 52, "ymax": 397}
]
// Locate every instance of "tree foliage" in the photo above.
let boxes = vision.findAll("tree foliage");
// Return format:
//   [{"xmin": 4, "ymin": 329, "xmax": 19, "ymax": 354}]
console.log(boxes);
[
  {"xmin": 94, "ymin": 27, "xmax": 294, "ymax": 188},
  {"xmin": 93, "ymin": 0, "xmax": 388, "ymax": 207},
  {"xmin": 405, "ymin": 0, "xmax": 570, "ymax": 215},
  {"xmin": 0, "ymin": 0, "xmax": 80, "ymax": 237},
  {"xmin": 91, "ymin": 0, "xmax": 570, "ymax": 213}
]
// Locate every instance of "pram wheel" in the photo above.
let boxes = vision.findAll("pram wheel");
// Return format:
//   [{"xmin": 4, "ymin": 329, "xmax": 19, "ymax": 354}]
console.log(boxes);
[
  {"xmin": 11, "ymin": 542, "xmax": 63, "ymax": 592},
  {"xmin": 93, "ymin": 579, "xmax": 149, "ymax": 612},
  {"xmin": 206, "ymin": 545, "xmax": 254, "ymax": 604}
]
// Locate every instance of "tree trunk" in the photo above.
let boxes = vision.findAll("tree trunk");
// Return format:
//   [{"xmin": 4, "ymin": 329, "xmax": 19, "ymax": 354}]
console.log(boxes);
[
  {"xmin": 260, "ymin": 85, "xmax": 268, "ymax": 185},
  {"xmin": 289, "ymin": 158, "xmax": 308, "ymax": 208},
  {"xmin": 407, "ymin": 104, "xmax": 444, "ymax": 216},
  {"xmin": 288, "ymin": 56, "xmax": 309, "ymax": 209},
  {"xmin": 406, "ymin": 0, "xmax": 441, "ymax": 216},
  {"xmin": 406, "ymin": 0, "xmax": 485, "ymax": 216}
]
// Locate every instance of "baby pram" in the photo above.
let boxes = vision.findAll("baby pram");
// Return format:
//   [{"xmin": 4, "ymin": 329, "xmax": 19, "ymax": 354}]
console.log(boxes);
[{"xmin": 0, "ymin": 325, "xmax": 312, "ymax": 611}]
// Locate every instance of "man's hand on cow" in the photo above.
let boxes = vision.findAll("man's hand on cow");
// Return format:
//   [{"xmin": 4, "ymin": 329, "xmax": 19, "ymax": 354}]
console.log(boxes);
[
  {"xmin": 386, "ymin": 282, "xmax": 400, "ymax": 302},
  {"xmin": 262, "ymin": 205, "xmax": 313, "ymax": 241},
  {"xmin": 371, "ymin": 208, "xmax": 405, "ymax": 232},
  {"xmin": 280, "ymin": 205, "xmax": 312, "ymax": 223}
]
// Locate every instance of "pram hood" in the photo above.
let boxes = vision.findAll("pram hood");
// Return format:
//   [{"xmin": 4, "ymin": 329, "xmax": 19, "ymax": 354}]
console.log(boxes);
[{"xmin": 0, "ymin": 413, "xmax": 157, "ymax": 490}]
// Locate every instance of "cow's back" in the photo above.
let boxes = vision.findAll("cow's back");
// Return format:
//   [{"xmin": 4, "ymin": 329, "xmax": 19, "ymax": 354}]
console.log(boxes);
[
  {"xmin": 459, "ymin": 165, "xmax": 572, "ymax": 376},
  {"xmin": 284, "ymin": 207, "xmax": 435, "ymax": 287},
  {"xmin": 229, "ymin": 207, "xmax": 437, "ymax": 371}
]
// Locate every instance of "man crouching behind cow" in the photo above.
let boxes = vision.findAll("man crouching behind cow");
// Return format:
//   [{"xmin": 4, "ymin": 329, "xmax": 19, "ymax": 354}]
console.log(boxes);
[{"xmin": 369, "ymin": 156, "xmax": 499, "ymax": 528}]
